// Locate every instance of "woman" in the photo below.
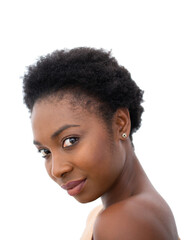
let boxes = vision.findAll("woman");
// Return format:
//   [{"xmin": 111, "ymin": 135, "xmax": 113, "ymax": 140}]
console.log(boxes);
[{"xmin": 23, "ymin": 47, "xmax": 179, "ymax": 240}]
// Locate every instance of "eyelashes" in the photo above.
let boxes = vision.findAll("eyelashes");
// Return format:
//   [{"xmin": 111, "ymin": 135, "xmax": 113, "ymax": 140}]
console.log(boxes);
[
  {"xmin": 38, "ymin": 148, "xmax": 51, "ymax": 158},
  {"xmin": 38, "ymin": 136, "xmax": 79, "ymax": 158},
  {"xmin": 62, "ymin": 136, "xmax": 79, "ymax": 148}
]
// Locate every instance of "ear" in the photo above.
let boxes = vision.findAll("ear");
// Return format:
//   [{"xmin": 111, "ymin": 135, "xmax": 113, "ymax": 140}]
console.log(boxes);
[{"xmin": 113, "ymin": 108, "xmax": 131, "ymax": 140}]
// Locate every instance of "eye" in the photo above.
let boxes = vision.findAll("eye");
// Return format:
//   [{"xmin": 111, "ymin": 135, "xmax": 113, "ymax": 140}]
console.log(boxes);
[
  {"xmin": 38, "ymin": 149, "xmax": 51, "ymax": 158},
  {"xmin": 63, "ymin": 137, "xmax": 79, "ymax": 148}
]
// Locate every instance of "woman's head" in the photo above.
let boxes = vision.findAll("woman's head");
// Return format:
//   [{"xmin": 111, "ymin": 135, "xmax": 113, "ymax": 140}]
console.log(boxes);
[
  {"xmin": 23, "ymin": 47, "xmax": 144, "ymax": 203},
  {"xmin": 23, "ymin": 47, "xmax": 144, "ymax": 141}
]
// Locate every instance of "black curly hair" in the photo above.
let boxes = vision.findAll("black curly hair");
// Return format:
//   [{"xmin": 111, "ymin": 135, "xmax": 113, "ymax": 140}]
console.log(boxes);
[{"xmin": 23, "ymin": 47, "xmax": 144, "ymax": 141}]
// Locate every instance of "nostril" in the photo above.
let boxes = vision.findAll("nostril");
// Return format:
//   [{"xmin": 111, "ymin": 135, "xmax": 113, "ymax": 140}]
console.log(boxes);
[{"xmin": 61, "ymin": 172, "xmax": 67, "ymax": 178}]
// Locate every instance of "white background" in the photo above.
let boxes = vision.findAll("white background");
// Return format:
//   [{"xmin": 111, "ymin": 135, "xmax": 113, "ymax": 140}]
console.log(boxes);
[{"xmin": 0, "ymin": 0, "xmax": 192, "ymax": 239}]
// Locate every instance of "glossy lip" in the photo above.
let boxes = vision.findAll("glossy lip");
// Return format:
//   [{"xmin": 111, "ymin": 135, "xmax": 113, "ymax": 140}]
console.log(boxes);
[{"xmin": 61, "ymin": 178, "xmax": 87, "ymax": 196}]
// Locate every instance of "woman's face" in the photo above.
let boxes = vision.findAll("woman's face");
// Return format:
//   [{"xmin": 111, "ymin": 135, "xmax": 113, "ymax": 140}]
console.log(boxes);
[{"xmin": 31, "ymin": 96, "xmax": 126, "ymax": 203}]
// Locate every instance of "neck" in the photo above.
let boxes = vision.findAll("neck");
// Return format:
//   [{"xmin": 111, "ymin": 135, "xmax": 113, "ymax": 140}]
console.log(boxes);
[{"xmin": 101, "ymin": 142, "xmax": 152, "ymax": 208}]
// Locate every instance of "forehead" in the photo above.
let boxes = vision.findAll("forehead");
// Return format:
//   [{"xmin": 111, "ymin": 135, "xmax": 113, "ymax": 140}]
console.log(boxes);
[
  {"xmin": 32, "ymin": 97, "xmax": 90, "ymax": 126},
  {"xmin": 31, "ymin": 95, "xmax": 107, "ymax": 138}
]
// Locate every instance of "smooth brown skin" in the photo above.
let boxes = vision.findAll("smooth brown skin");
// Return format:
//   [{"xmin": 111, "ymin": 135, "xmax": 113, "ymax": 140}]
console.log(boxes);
[{"xmin": 31, "ymin": 95, "xmax": 179, "ymax": 240}]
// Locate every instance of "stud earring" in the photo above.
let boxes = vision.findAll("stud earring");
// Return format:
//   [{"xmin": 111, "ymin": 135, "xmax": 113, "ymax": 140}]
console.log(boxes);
[{"xmin": 122, "ymin": 133, "xmax": 127, "ymax": 138}]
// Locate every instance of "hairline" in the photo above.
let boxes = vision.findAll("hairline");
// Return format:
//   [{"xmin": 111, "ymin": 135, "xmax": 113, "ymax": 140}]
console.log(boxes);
[{"xmin": 32, "ymin": 89, "xmax": 115, "ymax": 139}]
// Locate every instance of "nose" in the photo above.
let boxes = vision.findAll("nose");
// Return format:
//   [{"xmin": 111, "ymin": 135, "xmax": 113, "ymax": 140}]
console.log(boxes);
[{"xmin": 51, "ymin": 154, "xmax": 73, "ymax": 179}]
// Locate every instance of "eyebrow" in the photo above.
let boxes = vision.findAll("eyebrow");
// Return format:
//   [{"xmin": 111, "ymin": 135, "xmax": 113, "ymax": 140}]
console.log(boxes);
[
  {"xmin": 33, "ymin": 140, "xmax": 42, "ymax": 146},
  {"xmin": 33, "ymin": 124, "xmax": 80, "ymax": 146},
  {"xmin": 51, "ymin": 124, "xmax": 80, "ymax": 139}
]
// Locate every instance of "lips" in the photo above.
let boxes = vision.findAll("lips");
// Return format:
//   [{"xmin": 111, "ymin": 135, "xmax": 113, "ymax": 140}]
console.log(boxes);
[{"xmin": 61, "ymin": 178, "xmax": 87, "ymax": 196}]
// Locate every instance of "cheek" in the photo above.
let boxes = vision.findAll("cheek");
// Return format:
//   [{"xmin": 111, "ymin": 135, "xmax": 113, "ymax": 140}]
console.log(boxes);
[
  {"xmin": 79, "ymin": 137, "xmax": 123, "ymax": 183},
  {"xmin": 74, "ymin": 142, "xmax": 124, "ymax": 203}
]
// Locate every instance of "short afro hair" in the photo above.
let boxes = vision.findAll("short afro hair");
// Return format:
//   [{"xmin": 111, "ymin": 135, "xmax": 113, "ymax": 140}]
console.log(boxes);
[{"xmin": 23, "ymin": 47, "xmax": 144, "ymax": 140}]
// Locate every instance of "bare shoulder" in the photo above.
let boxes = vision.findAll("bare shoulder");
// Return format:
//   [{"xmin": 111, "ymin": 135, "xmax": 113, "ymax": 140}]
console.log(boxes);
[{"xmin": 93, "ymin": 193, "xmax": 178, "ymax": 240}]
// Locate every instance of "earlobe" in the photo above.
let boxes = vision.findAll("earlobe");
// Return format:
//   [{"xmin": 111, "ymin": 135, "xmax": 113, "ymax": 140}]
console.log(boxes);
[{"xmin": 114, "ymin": 108, "xmax": 131, "ymax": 140}]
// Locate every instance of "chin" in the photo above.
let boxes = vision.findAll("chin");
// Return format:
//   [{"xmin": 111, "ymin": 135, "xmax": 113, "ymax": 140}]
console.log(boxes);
[{"xmin": 74, "ymin": 193, "xmax": 100, "ymax": 204}]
